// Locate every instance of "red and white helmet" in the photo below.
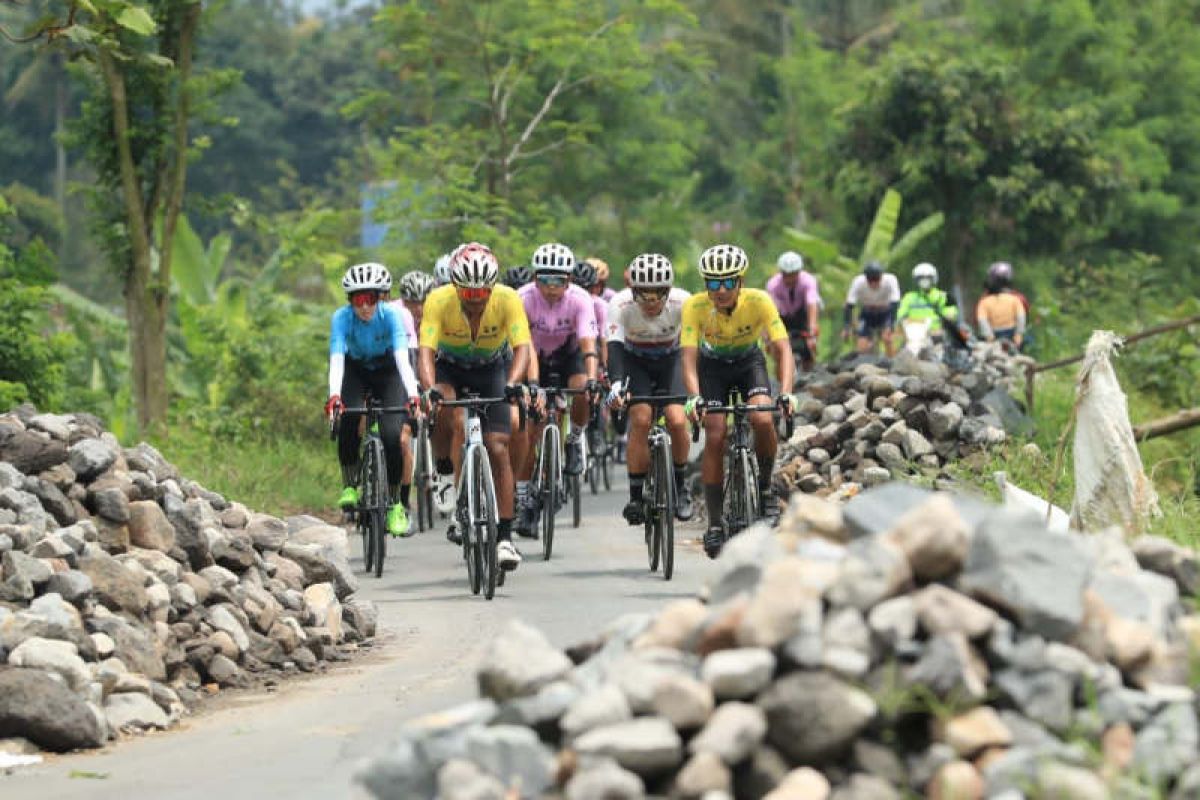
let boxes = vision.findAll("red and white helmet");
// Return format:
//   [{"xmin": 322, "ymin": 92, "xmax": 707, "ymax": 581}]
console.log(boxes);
[
  {"xmin": 531, "ymin": 243, "xmax": 576, "ymax": 275},
  {"xmin": 450, "ymin": 243, "xmax": 500, "ymax": 288},
  {"xmin": 627, "ymin": 253, "xmax": 673, "ymax": 289},
  {"xmin": 341, "ymin": 262, "xmax": 392, "ymax": 293}
]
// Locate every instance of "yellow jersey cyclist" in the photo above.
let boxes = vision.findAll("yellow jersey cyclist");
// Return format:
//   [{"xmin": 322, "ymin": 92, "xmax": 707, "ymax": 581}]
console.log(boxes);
[
  {"xmin": 680, "ymin": 244, "xmax": 795, "ymax": 559},
  {"xmin": 605, "ymin": 253, "xmax": 694, "ymax": 525},
  {"xmin": 418, "ymin": 243, "xmax": 533, "ymax": 571},
  {"xmin": 325, "ymin": 262, "xmax": 420, "ymax": 537}
]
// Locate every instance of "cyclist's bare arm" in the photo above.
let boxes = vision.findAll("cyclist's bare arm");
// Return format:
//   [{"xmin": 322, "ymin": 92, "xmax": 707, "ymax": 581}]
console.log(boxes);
[
  {"xmin": 579, "ymin": 337, "xmax": 597, "ymax": 381},
  {"xmin": 418, "ymin": 346, "xmax": 438, "ymax": 391},
  {"xmin": 681, "ymin": 346, "xmax": 700, "ymax": 397},
  {"xmin": 508, "ymin": 343, "xmax": 531, "ymax": 386},
  {"xmin": 767, "ymin": 337, "xmax": 794, "ymax": 396}
]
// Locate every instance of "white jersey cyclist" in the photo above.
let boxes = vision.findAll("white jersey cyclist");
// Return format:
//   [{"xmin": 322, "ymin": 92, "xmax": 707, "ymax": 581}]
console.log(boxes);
[{"xmin": 606, "ymin": 287, "xmax": 692, "ymax": 356}]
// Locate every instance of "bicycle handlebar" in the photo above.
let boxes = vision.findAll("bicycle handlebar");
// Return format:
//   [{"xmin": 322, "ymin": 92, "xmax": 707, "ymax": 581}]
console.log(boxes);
[
  {"xmin": 329, "ymin": 403, "xmax": 411, "ymax": 440},
  {"xmin": 435, "ymin": 395, "xmax": 527, "ymax": 432},
  {"xmin": 701, "ymin": 401, "xmax": 794, "ymax": 439},
  {"xmin": 615, "ymin": 394, "xmax": 701, "ymax": 442}
]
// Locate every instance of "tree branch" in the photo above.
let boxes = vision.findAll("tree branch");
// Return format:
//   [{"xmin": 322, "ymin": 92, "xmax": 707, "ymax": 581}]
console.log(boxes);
[
  {"xmin": 510, "ymin": 137, "xmax": 573, "ymax": 162},
  {"xmin": 97, "ymin": 47, "xmax": 152, "ymax": 280}
]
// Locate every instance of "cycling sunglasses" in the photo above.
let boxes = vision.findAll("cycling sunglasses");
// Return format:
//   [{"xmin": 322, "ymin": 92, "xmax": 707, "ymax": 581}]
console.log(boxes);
[
  {"xmin": 633, "ymin": 288, "xmax": 669, "ymax": 302},
  {"xmin": 456, "ymin": 286, "xmax": 492, "ymax": 302},
  {"xmin": 536, "ymin": 275, "xmax": 569, "ymax": 287},
  {"xmin": 704, "ymin": 277, "xmax": 740, "ymax": 292},
  {"xmin": 350, "ymin": 292, "xmax": 380, "ymax": 308}
]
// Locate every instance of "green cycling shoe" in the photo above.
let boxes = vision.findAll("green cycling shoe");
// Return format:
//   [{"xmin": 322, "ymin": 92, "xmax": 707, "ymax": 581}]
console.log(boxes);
[
  {"xmin": 337, "ymin": 486, "xmax": 359, "ymax": 510},
  {"xmin": 387, "ymin": 503, "xmax": 411, "ymax": 538}
]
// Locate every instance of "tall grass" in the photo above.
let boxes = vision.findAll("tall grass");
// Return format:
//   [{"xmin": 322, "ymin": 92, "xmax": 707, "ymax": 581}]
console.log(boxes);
[
  {"xmin": 147, "ymin": 424, "xmax": 337, "ymax": 518},
  {"xmin": 950, "ymin": 362, "xmax": 1199, "ymax": 545}
]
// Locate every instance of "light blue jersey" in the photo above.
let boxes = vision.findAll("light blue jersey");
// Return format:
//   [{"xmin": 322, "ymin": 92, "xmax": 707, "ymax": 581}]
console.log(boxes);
[{"xmin": 329, "ymin": 304, "xmax": 407, "ymax": 362}]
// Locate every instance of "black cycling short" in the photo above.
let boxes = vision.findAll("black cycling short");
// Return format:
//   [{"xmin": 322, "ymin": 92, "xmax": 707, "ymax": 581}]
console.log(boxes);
[
  {"xmin": 435, "ymin": 358, "xmax": 511, "ymax": 436},
  {"xmin": 338, "ymin": 357, "xmax": 409, "ymax": 485},
  {"xmin": 539, "ymin": 347, "xmax": 585, "ymax": 389},
  {"xmin": 789, "ymin": 331, "xmax": 814, "ymax": 365},
  {"xmin": 698, "ymin": 350, "xmax": 771, "ymax": 403},
  {"xmin": 857, "ymin": 308, "xmax": 892, "ymax": 337},
  {"xmin": 625, "ymin": 350, "xmax": 684, "ymax": 401}
]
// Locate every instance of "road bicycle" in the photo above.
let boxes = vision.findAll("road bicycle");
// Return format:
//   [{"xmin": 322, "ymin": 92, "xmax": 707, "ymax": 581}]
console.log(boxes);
[
  {"xmin": 704, "ymin": 393, "xmax": 793, "ymax": 545},
  {"xmin": 619, "ymin": 394, "xmax": 696, "ymax": 581},
  {"xmin": 331, "ymin": 397, "xmax": 409, "ymax": 578},
  {"xmin": 433, "ymin": 394, "xmax": 523, "ymax": 600},
  {"xmin": 528, "ymin": 386, "xmax": 592, "ymax": 560},
  {"xmin": 585, "ymin": 401, "xmax": 613, "ymax": 495},
  {"xmin": 412, "ymin": 414, "xmax": 436, "ymax": 533}
]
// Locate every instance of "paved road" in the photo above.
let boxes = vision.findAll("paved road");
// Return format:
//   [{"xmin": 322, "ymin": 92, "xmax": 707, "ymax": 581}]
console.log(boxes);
[{"xmin": 3, "ymin": 474, "xmax": 715, "ymax": 799}]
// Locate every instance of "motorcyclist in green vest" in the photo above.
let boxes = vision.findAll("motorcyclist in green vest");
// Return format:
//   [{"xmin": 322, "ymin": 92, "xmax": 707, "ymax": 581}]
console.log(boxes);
[{"xmin": 896, "ymin": 262, "xmax": 958, "ymax": 345}]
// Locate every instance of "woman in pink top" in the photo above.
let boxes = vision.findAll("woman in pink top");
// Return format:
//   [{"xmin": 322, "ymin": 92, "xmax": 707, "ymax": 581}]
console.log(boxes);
[
  {"xmin": 513, "ymin": 243, "xmax": 601, "ymax": 537},
  {"xmin": 765, "ymin": 251, "xmax": 821, "ymax": 370}
]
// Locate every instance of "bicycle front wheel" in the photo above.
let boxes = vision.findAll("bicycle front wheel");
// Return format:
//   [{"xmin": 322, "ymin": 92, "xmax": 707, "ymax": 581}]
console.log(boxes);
[
  {"xmin": 415, "ymin": 425, "xmax": 434, "ymax": 532},
  {"xmin": 654, "ymin": 441, "xmax": 676, "ymax": 581},
  {"xmin": 540, "ymin": 426, "xmax": 559, "ymax": 561},
  {"xmin": 474, "ymin": 445, "xmax": 499, "ymax": 600},
  {"xmin": 461, "ymin": 460, "xmax": 481, "ymax": 596},
  {"xmin": 360, "ymin": 437, "xmax": 387, "ymax": 575}
]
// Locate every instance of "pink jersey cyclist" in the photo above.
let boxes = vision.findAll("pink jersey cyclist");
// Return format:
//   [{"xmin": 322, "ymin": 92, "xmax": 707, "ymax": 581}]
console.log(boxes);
[
  {"xmin": 518, "ymin": 282, "xmax": 598, "ymax": 364},
  {"xmin": 765, "ymin": 272, "xmax": 820, "ymax": 331}
]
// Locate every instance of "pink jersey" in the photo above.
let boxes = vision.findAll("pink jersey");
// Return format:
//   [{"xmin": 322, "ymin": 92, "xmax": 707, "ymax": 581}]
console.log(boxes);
[
  {"xmin": 766, "ymin": 272, "xmax": 820, "ymax": 323},
  {"xmin": 518, "ymin": 283, "xmax": 598, "ymax": 357},
  {"xmin": 601, "ymin": 287, "xmax": 616, "ymax": 302},
  {"xmin": 592, "ymin": 295, "xmax": 608, "ymax": 340},
  {"xmin": 386, "ymin": 300, "xmax": 418, "ymax": 348}
]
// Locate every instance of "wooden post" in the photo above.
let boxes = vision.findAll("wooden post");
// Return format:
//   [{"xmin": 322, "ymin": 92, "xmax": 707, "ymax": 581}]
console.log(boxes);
[{"xmin": 1024, "ymin": 362, "xmax": 1036, "ymax": 413}]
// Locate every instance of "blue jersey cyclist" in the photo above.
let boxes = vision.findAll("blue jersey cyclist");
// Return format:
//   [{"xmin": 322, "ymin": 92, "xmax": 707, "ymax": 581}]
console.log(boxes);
[{"xmin": 325, "ymin": 262, "xmax": 420, "ymax": 537}]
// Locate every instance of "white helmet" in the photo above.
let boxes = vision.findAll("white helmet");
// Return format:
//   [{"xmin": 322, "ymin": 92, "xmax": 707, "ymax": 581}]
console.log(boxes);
[
  {"xmin": 341, "ymin": 262, "xmax": 392, "ymax": 294},
  {"xmin": 777, "ymin": 251, "xmax": 804, "ymax": 274},
  {"xmin": 627, "ymin": 253, "xmax": 673, "ymax": 289},
  {"xmin": 433, "ymin": 253, "xmax": 452, "ymax": 286},
  {"xmin": 531, "ymin": 242, "xmax": 576, "ymax": 274},
  {"xmin": 912, "ymin": 262, "xmax": 938, "ymax": 287},
  {"xmin": 698, "ymin": 244, "xmax": 748, "ymax": 279},
  {"xmin": 449, "ymin": 242, "xmax": 499, "ymax": 289}
]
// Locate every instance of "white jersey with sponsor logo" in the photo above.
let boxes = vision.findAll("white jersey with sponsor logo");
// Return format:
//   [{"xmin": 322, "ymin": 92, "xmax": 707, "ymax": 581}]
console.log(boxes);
[{"xmin": 606, "ymin": 288, "xmax": 691, "ymax": 357}]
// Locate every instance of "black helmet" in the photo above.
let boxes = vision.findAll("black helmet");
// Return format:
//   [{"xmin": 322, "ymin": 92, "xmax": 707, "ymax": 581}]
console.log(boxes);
[
  {"xmin": 864, "ymin": 260, "xmax": 885, "ymax": 279},
  {"xmin": 501, "ymin": 265, "xmax": 533, "ymax": 289},
  {"xmin": 572, "ymin": 260, "xmax": 598, "ymax": 289}
]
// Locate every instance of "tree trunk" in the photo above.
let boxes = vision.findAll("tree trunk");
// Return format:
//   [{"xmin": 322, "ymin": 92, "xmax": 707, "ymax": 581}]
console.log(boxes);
[
  {"xmin": 54, "ymin": 54, "xmax": 67, "ymax": 229},
  {"xmin": 99, "ymin": 49, "xmax": 167, "ymax": 436}
]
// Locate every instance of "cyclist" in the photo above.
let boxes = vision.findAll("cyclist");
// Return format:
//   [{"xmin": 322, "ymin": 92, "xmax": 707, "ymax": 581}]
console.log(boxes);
[
  {"xmin": 842, "ymin": 260, "xmax": 900, "ymax": 356},
  {"xmin": 605, "ymin": 253, "xmax": 694, "ymax": 524},
  {"xmin": 680, "ymin": 244, "xmax": 794, "ymax": 559},
  {"xmin": 765, "ymin": 251, "xmax": 821, "ymax": 374},
  {"xmin": 433, "ymin": 252, "xmax": 453, "ymax": 288},
  {"xmin": 397, "ymin": 270, "xmax": 435, "ymax": 330},
  {"xmin": 418, "ymin": 243, "xmax": 532, "ymax": 571},
  {"xmin": 584, "ymin": 257, "xmax": 617, "ymax": 301},
  {"xmin": 977, "ymin": 261, "xmax": 1027, "ymax": 351},
  {"xmin": 325, "ymin": 262, "xmax": 420, "ymax": 537},
  {"xmin": 502, "ymin": 265, "xmax": 533, "ymax": 290},
  {"xmin": 514, "ymin": 243, "xmax": 600, "ymax": 537},
  {"xmin": 572, "ymin": 259, "xmax": 609, "ymax": 372},
  {"xmin": 896, "ymin": 262, "xmax": 959, "ymax": 344}
]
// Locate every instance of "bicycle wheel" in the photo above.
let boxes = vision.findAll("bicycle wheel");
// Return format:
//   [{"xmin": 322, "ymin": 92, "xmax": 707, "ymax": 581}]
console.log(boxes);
[
  {"xmin": 461, "ymin": 457, "xmax": 481, "ymax": 596},
  {"xmin": 587, "ymin": 425, "xmax": 600, "ymax": 495},
  {"xmin": 540, "ymin": 425, "xmax": 559, "ymax": 561},
  {"xmin": 360, "ymin": 437, "xmax": 386, "ymax": 575},
  {"xmin": 370, "ymin": 437, "xmax": 390, "ymax": 579},
  {"xmin": 723, "ymin": 452, "xmax": 746, "ymax": 538},
  {"xmin": 645, "ymin": 464, "xmax": 660, "ymax": 573},
  {"xmin": 474, "ymin": 446, "xmax": 499, "ymax": 600},
  {"xmin": 571, "ymin": 471, "xmax": 581, "ymax": 528},
  {"xmin": 601, "ymin": 426, "xmax": 612, "ymax": 491},
  {"xmin": 655, "ymin": 442, "xmax": 676, "ymax": 581},
  {"xmin": 415, "ymin": 424, "xmax": 434, "ymax": 532}
]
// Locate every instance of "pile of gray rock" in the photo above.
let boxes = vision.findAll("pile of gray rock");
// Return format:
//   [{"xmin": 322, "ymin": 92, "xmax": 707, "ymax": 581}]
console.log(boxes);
[
  {"xmin": 777, "ymin": 346, "xmax": 1033, "ymax": 495},
  {"xmin": 0, "ymin": 406, "xmax": 376, "ymax": 753},
  {"xmin": 354, "ymin": 482, "xmax": 1200, "ymax": 799}
]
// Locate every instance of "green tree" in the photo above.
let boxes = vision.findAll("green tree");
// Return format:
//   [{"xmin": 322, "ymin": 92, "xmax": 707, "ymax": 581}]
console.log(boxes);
[{"xmin": 831, "ymin": 50, "xmax": 1118, "ymax": 291}]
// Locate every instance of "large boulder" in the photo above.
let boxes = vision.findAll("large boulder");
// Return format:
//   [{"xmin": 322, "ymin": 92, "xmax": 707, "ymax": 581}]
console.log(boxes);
[
  {"xmin": 127, "ymin": 500, "xmax": 177, "ymax": 552},
  {"xmin": 757, "ymin": 671, "xmax": 877, "ymax": 763},
  {"xmin": 78, "ymin": 552, "xmax": 147, "ymax": 616},
  {"xmin": 477, "ymin": 620, "xmax": 573, "ymax": 702},
  {"xmin": 0, "ymin": 667, "xmax": 105, "ymax": 751}
]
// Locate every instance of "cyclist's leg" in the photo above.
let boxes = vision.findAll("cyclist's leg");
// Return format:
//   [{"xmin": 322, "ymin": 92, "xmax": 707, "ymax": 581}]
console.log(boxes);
[
  {"xmin": 742, "ymin": 354, "xmax": 778, "ymax": 516},
  {"xmin": 366, "ymin": 365, "xmax": 410, "ymax": 535},
  {"xmin": 336, "ymin": 360, "xmax": 368, "ymax": 506},
  {"xmin": 881, "ymin": 325, "xmax": 896, "ymax": 357},
  {"xmin": 431, "ymin": 361, "xmax": 463, "ymax": 477},
  {"xmin": 698, "ymin": 355, "xmax": 730, "ymax": 533},
  {"xmin": 400, "ymin": 417, "xmax": 416, "ymax": 508}
]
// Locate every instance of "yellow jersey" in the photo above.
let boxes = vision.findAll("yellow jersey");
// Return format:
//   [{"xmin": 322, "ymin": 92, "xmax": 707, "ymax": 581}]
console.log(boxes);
[
  {"xmin": 419, "ymin": 284, "xmax": 531, "ymax": 364},
  {"xmin": 681, "ymin": 288, "xmax": 787, "ymax": 359}
]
